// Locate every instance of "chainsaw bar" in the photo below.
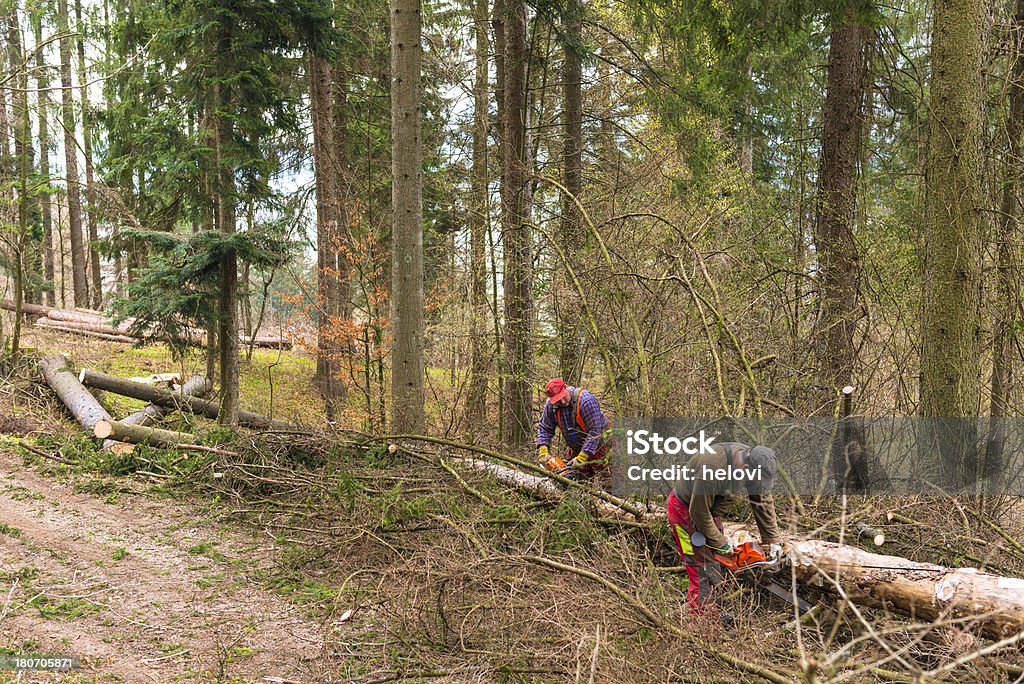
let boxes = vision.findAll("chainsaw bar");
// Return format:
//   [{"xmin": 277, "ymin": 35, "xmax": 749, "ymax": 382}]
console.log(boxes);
[{"xmin": 759, "ymin": 580, "xmax": 814, "ymax": 615}]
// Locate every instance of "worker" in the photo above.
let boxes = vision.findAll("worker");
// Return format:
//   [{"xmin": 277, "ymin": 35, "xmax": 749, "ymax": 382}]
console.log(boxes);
[
  {"xmin": 666, "ymin": 442, "xmax": 783, "ymax": 620},
  {"xmin": 536, "ymin": 377, "xmax": 613, "ymax": 478}
]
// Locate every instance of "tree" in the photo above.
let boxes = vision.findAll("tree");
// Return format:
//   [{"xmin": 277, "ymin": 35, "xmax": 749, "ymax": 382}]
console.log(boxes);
[
  {"xmin": 34, "ymin": 10, "xmax": 54, "ymax": 307},
  {"xmin": 985, "ymin": 0, "xmax": 1024, "ymax": 482},
  {"xmin": 501, "ymin": 0, "xmax": 533, "ymax": 446},
  {"xmin": 557, "ymin": 0, "xmax": 584, "ymax": 385},
  {"xmin": 390, "ymin": 0, "xmax": 426, "ymax": 432},
  {"xmin": 310, "ymin": 50, "xmax": 346, "ymax": 419},
  {"xmin": 812, "ymin": 2, "xmax": 870, "ymax": 401},
  {"xmin": 920, "ymin": 0, "xmax": 985, "ymax": 484},
  {"xmin": 466, "ymin": 0, "xmax": 490, "ymax": 432},
  {"xmin": 56, "ymin": 0, "xmax": 88, "ymax": 306},
  {"xmin": 75, "ymin": 0, "xmax": 101, "ymax": 307}
]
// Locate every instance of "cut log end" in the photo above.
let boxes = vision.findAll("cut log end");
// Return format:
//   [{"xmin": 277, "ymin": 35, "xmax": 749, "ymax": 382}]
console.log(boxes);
[{"xmin": 94, "ymin": 419, "xmax": 114, "ymax": 439}]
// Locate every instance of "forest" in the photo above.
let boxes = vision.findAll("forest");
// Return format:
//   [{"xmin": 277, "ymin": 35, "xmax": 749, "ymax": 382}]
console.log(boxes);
[{"xmin": 2, "ymin": 0, "xmax": 1024, "ymax": 681}]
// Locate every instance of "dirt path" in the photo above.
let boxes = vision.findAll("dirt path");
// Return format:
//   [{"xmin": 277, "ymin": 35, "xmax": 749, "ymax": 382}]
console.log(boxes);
[{"xmin": 0, "ymin": 446, "xmax": 330, "ymax": 683}]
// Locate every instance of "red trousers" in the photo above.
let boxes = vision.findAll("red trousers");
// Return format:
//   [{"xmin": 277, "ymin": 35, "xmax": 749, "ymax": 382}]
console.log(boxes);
[{"xmin": 666, "ymin": 491, "xmax": 725, "ymax": 615}]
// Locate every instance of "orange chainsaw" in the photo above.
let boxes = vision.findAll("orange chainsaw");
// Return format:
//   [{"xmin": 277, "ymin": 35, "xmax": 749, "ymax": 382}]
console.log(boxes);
[
  {"xmin": 543, "ymin": 454, "xmax": 581, "ymax": 482},
  {"xmin": 713, "ymin": 540, "xmax": 780, "ymax": 574},
  {"xmin": 712, "ymin": 537, "xmax": 813, "ymax": 613}
]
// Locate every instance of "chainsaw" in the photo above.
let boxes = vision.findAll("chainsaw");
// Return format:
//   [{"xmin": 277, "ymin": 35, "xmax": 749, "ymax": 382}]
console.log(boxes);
[
  {"xmin": 711, "ymin": 534, "xmax": 814, "ymax": 614},
  {"xmin": 713, "ymin": 539, "xmax": 781, "ymax": 574},
  {"xmin": 543, "ymin": 454, "xmax": 582, "ymax": 482}
]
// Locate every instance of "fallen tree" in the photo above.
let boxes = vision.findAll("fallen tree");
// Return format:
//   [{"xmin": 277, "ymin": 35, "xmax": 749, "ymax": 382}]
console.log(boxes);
[
  {"xmin": 35, "ymin": 323, "xmax": 138, "ymax": 344},
  {"xmin": 39, "ymin": 356, "xmax": 113, "ymax": 432},
  {"xmin": 409, "ymin": 437, "xmax": 1024, "ymax": 642},
  {"xmin": 101, "ymin": 376, "xmax": 210, "ymax": 452},
  {"xmin": 79, "ymin": 369, "xmax": 299, "ymax": 430},
  {"xmin": 93, "ymin": 419, "xmax": 194, "ymax": 448}
]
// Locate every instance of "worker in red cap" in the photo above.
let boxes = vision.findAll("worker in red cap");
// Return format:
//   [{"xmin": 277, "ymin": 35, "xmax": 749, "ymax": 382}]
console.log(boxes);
[{"xmin": 536, "ymin": 378, "xmax": 613, "ymax": 478}]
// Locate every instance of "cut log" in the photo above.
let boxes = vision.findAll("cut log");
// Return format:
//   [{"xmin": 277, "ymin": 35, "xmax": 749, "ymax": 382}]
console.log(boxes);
[
  {"xmin": 3, "ymin": 298, "xmax": 50, "ymax": 317},
  {"xmin": 79, "ymin": 369, "xmax": 298, "ymax": 430},
  {"xmin": 34, "ymin": 322, "xmax": 138, "ymax": 344},
  {"xmin": 39, "ymin": 355, "xmax": 112, "ymax": 431},
  {"xmin": 93, "ymin": 419, "xmax": 193, "ymax": 447},
  {"xmin": 5, "ymin": 300, "xmax": 291, "ymax": 349},
  {"xmin": 452, "ymin": 453, "xmax": 1024, "ymax": 640},
  {"xmin": 789, "ymin": 539, "xmax": 1024, "ymax": 641},
  {"xmin": 36, "ymin": 317, "xmax": 128, "ymax": 336},
  {"xmin": 103, "ymin": 376, "xmax": 211, "ymax": 452}
]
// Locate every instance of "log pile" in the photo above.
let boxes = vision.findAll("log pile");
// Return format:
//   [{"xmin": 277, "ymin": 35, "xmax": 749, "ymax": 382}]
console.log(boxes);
[
  {"xmin": 3, "ymin": 299, "xmax": 290, "ymax": 349},
  {"xmin": 38, "ymin": 357, "xmax": 299, "ymax": 455}
]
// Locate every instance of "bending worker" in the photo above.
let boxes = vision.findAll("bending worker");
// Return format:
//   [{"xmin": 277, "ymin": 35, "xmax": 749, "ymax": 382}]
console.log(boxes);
[
  {"xmin": 536, "ymin": 378, "xmax": 613, "ymax": 477},
  {"xmin": 667, "ymin": 441, "xmax": 783, "ymax": 616}
]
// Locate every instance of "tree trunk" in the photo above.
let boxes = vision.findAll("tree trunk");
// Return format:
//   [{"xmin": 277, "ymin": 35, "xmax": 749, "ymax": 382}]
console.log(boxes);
[
  {"xmin": 812, "ymin": 2, "xmax": 868, "ymax": 403},
  {"xmin": 985, "ymin": 0, "xmax": 1024, "ymax": 486},
  {"xmin": 501, "ymin": 0, "xmax": 534, "ymax": 446},
  {"xmin": 39, "ymin": 355, "xmax": 111, "ymax": 431},
  {"xmin": 310, "ymin": 52, "xmax": 344, "ymax": 418},
  {"xmin": 920, "ymin": 0, "xmax": 986, "ymax": 485},
  {"xmin": 390, "ymin": 0, "xmax": 426, "ymax": 432},
  {"xmin": 466, "ymin": 0, "xmax": 490, "ymax": 436},
  {"xmin": 789, "ymin": 539, "xmax": 1024, "ymax": 641},
  {"xmin": 75, "ymin": 0, "xmax": 102, "ymax": 307},
  {"xmin": 557, "ymin": 0, "xmax": 584, "ymax": 385},
  {"xmin": 34, "ymin": 14, "xmax": 55, "ymax": 307},
  {"xmin": 214, "ymin": 24, "xmax": 240, "ymax": 427},
  {"xmin": 79, "ymin": 369, "xmax": 297, "ymax": 430},
  {"xmin": 35, "ymin": 323, "xmax": 136, "ymax": 344},
  {"xmin": 93, "ymin": 419, "xmax": 194, "ymax": 448},
  {"xmin": 112, "ymin": 376, "xmax": 211, "ymax": 433},
  {"xmin": 57, "ymin": 0, "xmax": 88, "ymax": 307},
  {"xmin": 6, "ymin": 2, "xmax": 35, "ymax": 358}
]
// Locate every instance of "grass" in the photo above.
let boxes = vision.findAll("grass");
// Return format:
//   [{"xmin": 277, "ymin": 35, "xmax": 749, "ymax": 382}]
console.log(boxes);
[
  {"xmin": 28, "ymin": 594, "xmax": 102, "ymax": 621},
  {"xmin": 187, "ymin": 542, "xmax": 227, "ymax": 562}
]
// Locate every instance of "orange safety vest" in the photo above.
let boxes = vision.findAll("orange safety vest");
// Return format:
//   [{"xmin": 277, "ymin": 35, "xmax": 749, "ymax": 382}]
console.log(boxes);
[{"xmin": 556, "ymin": 388, "xmax": 588, "ymax": 445}]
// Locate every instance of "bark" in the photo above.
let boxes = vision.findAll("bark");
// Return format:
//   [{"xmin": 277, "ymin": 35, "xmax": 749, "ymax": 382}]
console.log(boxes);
[
  {"xmin": 39, "ymin": 355, "xmax": 111, "ymax": 431},
  {"xmin": 34, "ymin": 319, "xmax": 137, "ymax": 342},
  {"xmin": 214, "ymin": 25, "xmax": 239, "ymax": 426},
  {"xmin": 310, "ymin": 52, "xmax": 344, "ymax": 418},
  {"xmin": 35, "ymin": 322, "xmax": 136, "ymax": 344},
  {"xmin": 6, "ymin": 2, "xmax": 34, "ymax": 356},
  {"xmin": 466, "ymin": 0, "xmax": 490, "ymax": 435},
  {"xmin": 558, "ymin": 1, "xmax": 584, "ymax": 385},
  {"xmin": 985, "ymin": 0, "xmax": 1024, "ymax": 485},
  {"xmin": 57, "ymin": 0, "xmax": 88, "ymax": 307},
  {"xmin": 114, "ymin": 376, "xmax": 211, "ymax": 432},
  {"xmin": 501, "ymin": 0, "xmax": 534, "ymax": 446},
  {"xmin": 79, "ymin": 369, "xmax": 298, "ymax": 430},
  {"xmin": 390, "ymin": 0, "xmax": 426, "ymax": 432},
  {"xmin": 34, "ymin": 14, "xmax": 55, "ymax": 307},
  {"xmin": 93, "ymin": 419, "xmax": 194, "ymax": 448},
  {"xmin": 789, "ymin": 539, "xmax": 1024, "ymax": 641},
  {"xmin": 75, "ymin": 0, "xmax": 101, "ymax": 307},
  {"xmin": 920, "ymin": 0, "xmax": 986, "ymax": 485},
  {"xmin": 812, "ymin": 2, "xmax": 868, "ymax": 399}
]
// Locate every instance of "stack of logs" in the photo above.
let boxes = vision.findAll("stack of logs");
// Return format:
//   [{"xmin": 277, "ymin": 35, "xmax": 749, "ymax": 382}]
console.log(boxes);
[
  {"xmin": 2, "ymin": 300, "xmax": 290, "ymax": 349},
  {"xmin": 39, "ymin": 355, "xmax": 296, "ymax": 454}
]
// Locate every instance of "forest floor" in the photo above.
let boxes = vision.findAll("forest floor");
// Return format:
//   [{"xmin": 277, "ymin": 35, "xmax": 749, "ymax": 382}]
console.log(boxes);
[{"xmin": 2, "ymin": 328, "xmax": 1024, "ymax": 683}]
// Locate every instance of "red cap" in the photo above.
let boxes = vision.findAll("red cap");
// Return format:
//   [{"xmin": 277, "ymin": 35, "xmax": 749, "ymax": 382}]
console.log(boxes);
[{"xmin": 545, "ymin": 378, "xmax": 569, "ymax": 404}]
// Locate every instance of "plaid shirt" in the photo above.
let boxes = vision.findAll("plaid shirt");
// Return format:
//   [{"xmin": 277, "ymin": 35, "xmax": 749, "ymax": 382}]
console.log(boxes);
[{"xmin": 536, "ymin": 387, "xmax": 609, "ymax": 456}]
